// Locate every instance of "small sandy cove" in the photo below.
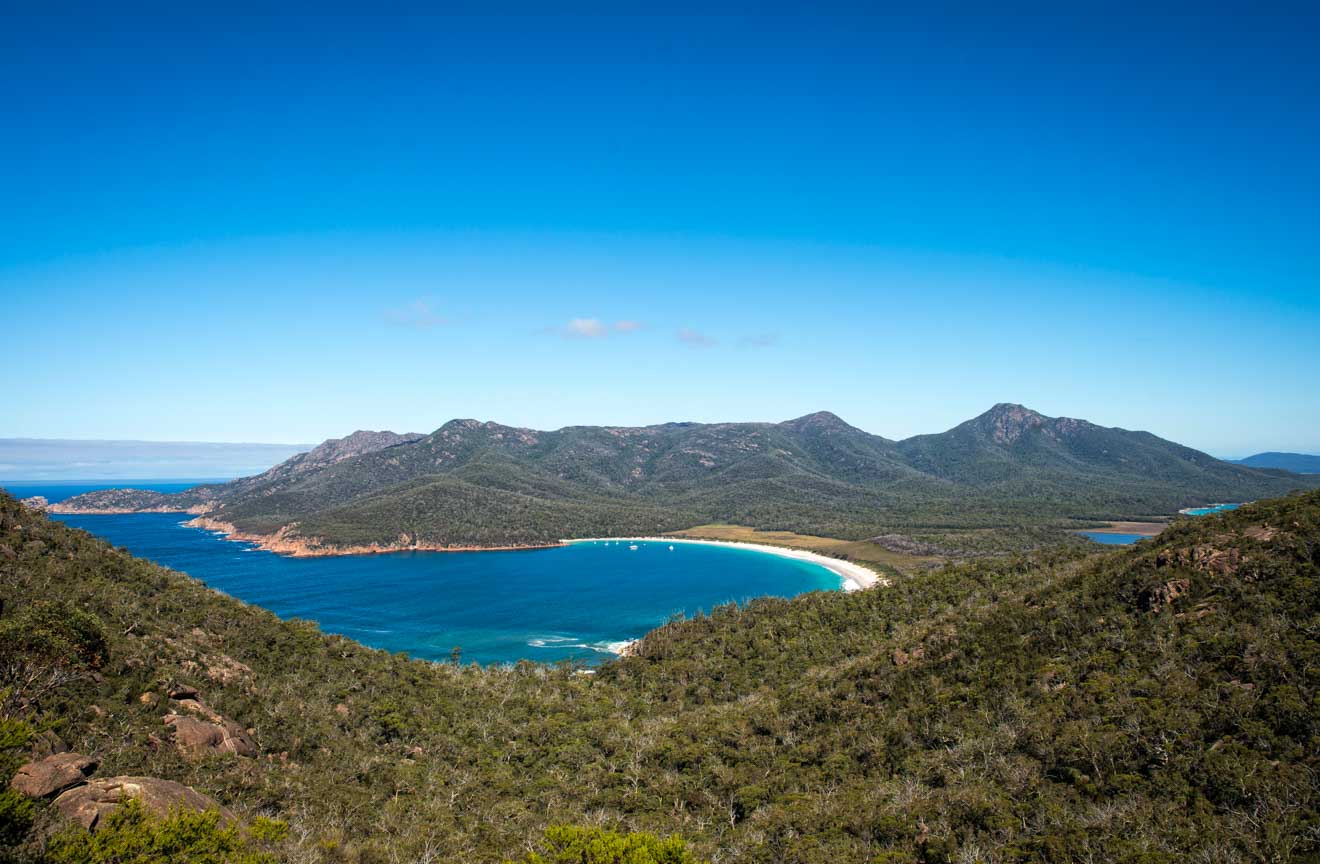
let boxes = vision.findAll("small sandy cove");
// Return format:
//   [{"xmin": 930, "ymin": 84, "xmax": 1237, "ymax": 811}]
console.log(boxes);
[{"xmin": 564, "ymin": 536, "xmax": 885, "ymax": 592}]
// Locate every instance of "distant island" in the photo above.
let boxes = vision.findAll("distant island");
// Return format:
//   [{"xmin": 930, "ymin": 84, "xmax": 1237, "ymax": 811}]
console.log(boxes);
[
  {"xmin": 1233, "ymin": 451, "xmax": 1320, "ymax": 473},
  {"xmin": 51, "ymin": 404, "xmax": 1320, "ymax": 560}
]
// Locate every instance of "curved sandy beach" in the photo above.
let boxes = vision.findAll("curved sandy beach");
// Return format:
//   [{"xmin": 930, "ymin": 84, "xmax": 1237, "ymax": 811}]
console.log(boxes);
[
  {"xmin": 564, "ymin": 536, "xmax": 886, "ymax": 592},
  {"xmin": 566, "ymin": 536, "xmax": 886, "ymax": 657}
]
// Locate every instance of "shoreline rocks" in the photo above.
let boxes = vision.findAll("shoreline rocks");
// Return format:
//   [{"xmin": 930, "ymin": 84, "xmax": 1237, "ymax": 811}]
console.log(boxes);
[{"xmin": 184, "ymin": 516, "xmax": 565, "ymax": 558}]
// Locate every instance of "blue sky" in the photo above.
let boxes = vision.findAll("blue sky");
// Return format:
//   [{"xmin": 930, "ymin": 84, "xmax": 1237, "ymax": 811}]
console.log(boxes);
[{"xmin": 2, "ymin": 3, "xmax": 1317, "ymax": 457}]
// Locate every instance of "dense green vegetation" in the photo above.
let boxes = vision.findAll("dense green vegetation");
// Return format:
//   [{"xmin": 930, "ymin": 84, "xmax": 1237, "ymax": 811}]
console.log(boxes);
[
  {"xmin": 508, "ymin": 826, "xmax": 705, "ymax": 864},
  {"xmin": 53, "ymin": 405, "xmax": 1319, "ymax": 556},
  {"xmin": 4, "ymin": 488, "xmax": 1317, "ymax": 862},
  {"xmin": 44, "ymin": 800, "xmax": 282, "ymax": 864}
]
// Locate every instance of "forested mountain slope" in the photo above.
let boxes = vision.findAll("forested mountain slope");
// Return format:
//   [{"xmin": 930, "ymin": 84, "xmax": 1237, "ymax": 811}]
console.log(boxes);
[
  {"xmin": 51, "ymin": 405, "xmax": 1319, "ymax": 553},
  {"xmin": 3, "ymin": 490, "xmax": 1317, "ymax": 862}
]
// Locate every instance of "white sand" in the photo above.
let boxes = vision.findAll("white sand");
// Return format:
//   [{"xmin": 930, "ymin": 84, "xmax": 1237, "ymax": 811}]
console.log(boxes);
[{"xmin": 566, "ymin": 536, "xmax": 887, "ymax": 656}]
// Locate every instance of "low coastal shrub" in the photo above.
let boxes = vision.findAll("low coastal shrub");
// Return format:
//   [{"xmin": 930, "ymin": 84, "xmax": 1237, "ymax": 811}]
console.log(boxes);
[
  {"xmin": 45, "ymin": 800, "xmax": 279, "ymax": 864},
  {"xmin": 0, "ymin": 491, "xmax": 1316, "ymax": 862},
  {"xmin": 509, "ymin": 826, "xmax": 705, "ymax": 864}
]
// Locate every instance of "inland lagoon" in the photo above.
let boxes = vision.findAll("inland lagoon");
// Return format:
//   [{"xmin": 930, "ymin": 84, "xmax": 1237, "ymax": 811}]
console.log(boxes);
[{"xmin": 1077, "ymin": 531, "xmax": 1149, "ymax": 545}]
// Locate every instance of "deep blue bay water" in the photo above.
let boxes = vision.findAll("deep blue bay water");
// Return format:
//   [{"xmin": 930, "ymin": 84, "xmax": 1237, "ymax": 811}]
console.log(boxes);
[{"xmin": 4, "ymin": 482, "xmax": 843, "ymax": 666}]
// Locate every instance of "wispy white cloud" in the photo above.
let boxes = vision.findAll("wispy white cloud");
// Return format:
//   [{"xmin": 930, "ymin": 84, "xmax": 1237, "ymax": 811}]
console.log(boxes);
[
  {"xmin": 385, "ymin": 300, "xmax": 448, "ymax": 329},
  {"xmin": 564, "ymin": 317, "xmax": 609, "ymax": 339},
  {"xmin": 676, "ymin": 327, "xmax": 717, "ymax": 348},
  {"xmin": 560, "ymin": 318, "xmax": 644, "ymax": 339},
  {"xmin": 738, "ymin": 332, "xmax": 780, "ymax": 349}
]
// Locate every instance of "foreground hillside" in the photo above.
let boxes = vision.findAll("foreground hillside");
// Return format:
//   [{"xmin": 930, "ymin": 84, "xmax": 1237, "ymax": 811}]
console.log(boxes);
[
  {"xmin": 3, "ymin": 489, "xmax": 1317, "ymax": 862},
  {"xmin": 52, "ymin": 405, "xmax": 1318, "ymax": 556}
]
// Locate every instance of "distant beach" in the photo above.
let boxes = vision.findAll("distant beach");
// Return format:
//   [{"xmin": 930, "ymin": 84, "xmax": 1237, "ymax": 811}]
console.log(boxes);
[
  {"xmin": 1075, "ymin": 519, "xmax": 1168, "ymax": 537},
  {"xmin": 565, "ymin": 536, "xmax": 886, "ymax": 592}
]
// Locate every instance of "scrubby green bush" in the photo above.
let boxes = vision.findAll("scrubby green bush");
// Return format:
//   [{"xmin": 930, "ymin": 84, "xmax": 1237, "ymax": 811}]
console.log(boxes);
[
  {"xmin": 0, "ymin": 491, "xmax": 1317, "ymax": 862},
  {"xmin": 510, "ymin": 825, "xmax": 705, "ymax": 864},
  {"xmin": 0, "ymin": 790, "xmax": 33, "ymax": 849},
  {"xmin": 0, "ymin": 716, "xmax": 33, "ymax": 849},
  {"xmin": 0, "ymin": 601, "xmax": 108, "ymax": 671},
  {"xmin": 45, "ymin": 800, "xmax": 277, "ymax": 864}
]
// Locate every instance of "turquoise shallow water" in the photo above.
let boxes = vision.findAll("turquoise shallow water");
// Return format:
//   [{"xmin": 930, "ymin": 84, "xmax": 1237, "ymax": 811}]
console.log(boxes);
[
  {"xmin": 4, "ymin": 482, "xmax": 843, "ymax": 666},
  {"xmin": 1182, "ymin": 503, "xmax": 1242, "ymax": 516}
]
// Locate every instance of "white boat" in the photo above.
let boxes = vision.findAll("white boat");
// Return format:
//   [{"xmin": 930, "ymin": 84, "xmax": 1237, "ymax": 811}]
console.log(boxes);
[{"xmin": 629, "ymin": 544, "xmax": 638, "ymax": 551}]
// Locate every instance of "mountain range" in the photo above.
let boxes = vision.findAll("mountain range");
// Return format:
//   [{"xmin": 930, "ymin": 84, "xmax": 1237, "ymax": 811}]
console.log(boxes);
[
  {"xmin": 1233, "ymin": 451, "xmax": 1320, "ymax": 473},
  {"xmin": 51, "ymin": 404, "xmax": 1319, "ymax": 554}
]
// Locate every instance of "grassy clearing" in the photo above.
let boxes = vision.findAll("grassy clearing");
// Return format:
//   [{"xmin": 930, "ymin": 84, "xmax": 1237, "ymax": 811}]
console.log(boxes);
[{"xmin": 1069, "ymin": 518, "xmax": 1170, "ymax": 536}]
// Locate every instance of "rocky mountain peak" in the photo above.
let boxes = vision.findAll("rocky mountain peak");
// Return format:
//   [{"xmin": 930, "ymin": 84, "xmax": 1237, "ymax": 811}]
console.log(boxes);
[
  {"xmin": 302, "ymin": 430, "xmax": 424, "ymax": 466},
  {"xmin": 977, "ymin": 403, "xmax": 1047, "ymax": 444},
  {"xmin": 973, "ymin": 404, "xmax": 1097, "ymax": 445},
  {"xmin": 781, "ymin": 411, "xmax": 853, "ymax": 432}
]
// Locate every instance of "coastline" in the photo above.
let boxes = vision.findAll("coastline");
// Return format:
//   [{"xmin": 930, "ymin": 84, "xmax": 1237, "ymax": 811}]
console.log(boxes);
[
  {"xmin": 53, "ymin": 512, "xmax": 887, "ymax": 661},
  {"xmin": 52, "ymin": 509, "xmax": 892, "ymax": 586},
  {"xmin": 49, "ymin": 504, "xmax": 211, "ymax": 516},
  {"xmin": 182, "ymin": 517, "xmax": 565, "ymax": 557},
  {"xmin": 564, "ymin": 536, "xmax": 886, "ymax": 591},
  {"xmin": 568, "ymin": 536, "xmax": 888, "ymax": 658}
]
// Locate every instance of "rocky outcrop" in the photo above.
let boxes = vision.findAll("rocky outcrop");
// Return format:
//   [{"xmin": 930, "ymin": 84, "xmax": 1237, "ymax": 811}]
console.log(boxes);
[
  {"xmin": 168, "ymin": 683, "xmax": 200, "ymax": 700},
  {"xmin": 161, "ymin": 690, "xmax": 257, "ymax": 757},
  {"xmin": 52, "ymin": 776, "xmax": 232, "ymax": 831},
  {"xmin": 164, "ymin": 714, "xmax": 257, "ymax": 757},
  {"xmin": 162, "ymin": 700, "xmax": 257, "ymax": 758},
  {"xmin": 867, "ymin": 533, "xmax": 945, "ymax": 556},
  {"xmin": 1142, "ymin": 578, "xmax": 1191, "ymax": 613},
  {"xmin": 981, "ymin": 404, "xmax": 1048, "ymax": 444},
  {"xmin": 1155, "ymin": 543, "xmax": 1244, "ymax": 577},
  {"xmin": 10, "ymin": 752, "xmax": 97, "ymax": 798},
  {"xmin": 18, "ymin": 496, "xmax": 48, "ymax": 511}
]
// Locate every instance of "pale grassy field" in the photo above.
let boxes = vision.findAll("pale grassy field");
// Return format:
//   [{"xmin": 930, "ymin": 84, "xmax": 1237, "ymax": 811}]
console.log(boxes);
[{"xmin": 1076, "ymin": 519, "xmax": 1170, "ymax": 536}]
